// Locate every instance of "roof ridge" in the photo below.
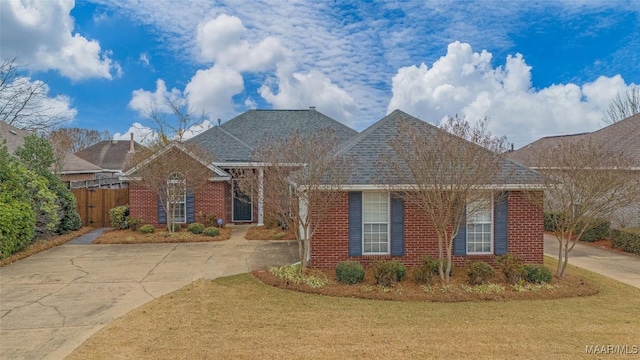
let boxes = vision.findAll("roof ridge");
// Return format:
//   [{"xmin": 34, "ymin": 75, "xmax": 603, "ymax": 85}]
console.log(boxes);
[{"xmin": 216, "ymin": 126, "xmax": 254, "ymax": 151}]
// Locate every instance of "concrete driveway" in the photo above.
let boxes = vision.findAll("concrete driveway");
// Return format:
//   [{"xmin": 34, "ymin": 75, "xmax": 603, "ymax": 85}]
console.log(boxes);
[
  {"xmin": 544, "ymin": 233, "xmax": 640, "ymax": 289},
  {"xmin": 0, "ymin": 226, "xmax": 297, "ymax": 360}
]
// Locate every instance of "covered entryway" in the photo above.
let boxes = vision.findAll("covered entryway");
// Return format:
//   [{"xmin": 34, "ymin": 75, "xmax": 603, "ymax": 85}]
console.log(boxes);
[{"xmin": 232, "ymin": 180, "xmax": 253, "ymax": 222}]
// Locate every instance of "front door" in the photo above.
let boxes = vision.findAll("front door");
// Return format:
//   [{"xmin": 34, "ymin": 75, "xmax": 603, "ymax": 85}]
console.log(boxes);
[{"xmin": 232, "ymin": 180, "xmax": 252, "ymax": 222}]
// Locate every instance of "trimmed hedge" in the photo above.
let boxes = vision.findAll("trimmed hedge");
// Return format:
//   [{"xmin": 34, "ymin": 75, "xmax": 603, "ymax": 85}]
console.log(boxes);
[
  {"xmin": 370, "ymin": 259, "xmax": 406, "ymax": 287},
  {"xmin": 187, "ymin": 222, "xmax": 205, "ymax": 234},
  {"xmin": 203, "ymin": 227, "xmax": 220, "ymax": 237},
  {"xmin": 335, "ymin": 261, "xmax": 365, "ymax": 284},
  {"xmin": 109, "ymin": 205, "xmax": 129, "ymax": 229},
  {"xmin": 522, "ymin": 264, "xmax": 552, "ymax": 284},
  {"xmin": 139, "ymin": 224, "xmax": 155, "ymax": 234},
  {"xmin": 611, "ymin": 228, "xmax": 640, "ymax": 255},
  {"xmin": 0, "ymin": 200, "xmax": 36, "ymax": 259},
  {"xmin": 496, "ymin": 254, "xmax": 524, "ymax": 284},
  {"xmin": 466, "ymin": 261, "xmax": 495, "ymax": 285},
  {"xmin": 578, "ymin": 219, "xmax": 610, "ymax": 242}
]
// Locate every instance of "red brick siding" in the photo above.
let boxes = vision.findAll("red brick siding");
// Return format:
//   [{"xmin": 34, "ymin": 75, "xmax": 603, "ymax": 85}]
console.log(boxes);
[
  {"xmin": 129, "ymin": 182, "xmax": 229, "ymax": 227},
  {"xmin": 311, "ymin": 191, "xmax": 543, "ymax": 269}
]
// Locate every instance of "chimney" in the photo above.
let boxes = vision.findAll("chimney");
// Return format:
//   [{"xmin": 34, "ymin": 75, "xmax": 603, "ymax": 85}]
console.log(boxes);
[
  {"xmin": 128, "ymin": 132, "xmax": 135, "ymax": 153},
  {"xmin": 217, "ymin": 118, "xmax": 221, "ymax": 126}
]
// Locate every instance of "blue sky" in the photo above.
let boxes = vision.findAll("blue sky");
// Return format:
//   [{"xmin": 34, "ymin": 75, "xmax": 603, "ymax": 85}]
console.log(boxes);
[{"xmin": 1, "ymin": 0, "xmax": 639, "ymax": 147}]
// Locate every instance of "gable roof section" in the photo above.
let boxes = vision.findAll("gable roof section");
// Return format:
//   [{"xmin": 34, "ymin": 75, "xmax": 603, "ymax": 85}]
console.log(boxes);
[
  {"xmin": 334, "ymin": 110, "xmax": 542, "ymax": 187},
  {"xmin": 189, "ymin": 109, "xmax": 358, "ymax": 162},
  {"xmin": 75, "ymin": 139, "xmax": 146, "ymax": 172},
  {"xmin": 1, "ymin": 121, "xmax": 103, "ymax": 174},
  {"xmin": 508, "ymin": 113, "xmax": 640, "ymax": 168},
  {"xmin": 120, "ymin": 142, "xmax": 230, "ymax": 181}
]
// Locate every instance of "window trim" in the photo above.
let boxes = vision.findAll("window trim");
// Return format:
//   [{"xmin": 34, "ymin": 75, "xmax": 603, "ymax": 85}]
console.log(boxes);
[
  {"xmin": 362, "ymin": 191, "xmax": 390, "ymax": 256},
  {"xmin": 466, "ymin": 193, "xmax": 494, "ymax": 255}
]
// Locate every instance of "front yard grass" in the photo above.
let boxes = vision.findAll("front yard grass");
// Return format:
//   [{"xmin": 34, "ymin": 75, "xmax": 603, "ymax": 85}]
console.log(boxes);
[
  {"xmin": 93, "ymin": 227, "xmax": 232, "ymax": 244},
  {"xmin": 68, "ymin": 257, "xmax": 639, "ymax": 360}
]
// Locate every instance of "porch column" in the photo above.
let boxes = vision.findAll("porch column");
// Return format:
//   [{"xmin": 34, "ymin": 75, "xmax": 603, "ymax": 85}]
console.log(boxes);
[{"xmin": 257, "ymin": 167, "xmax": 264, "ymax": 226}]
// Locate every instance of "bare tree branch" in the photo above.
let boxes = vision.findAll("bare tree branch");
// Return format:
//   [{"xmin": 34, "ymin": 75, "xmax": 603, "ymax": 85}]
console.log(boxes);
[{"xmin": 601, "ymin": 85, "xmax": 640, "ymax": 125}]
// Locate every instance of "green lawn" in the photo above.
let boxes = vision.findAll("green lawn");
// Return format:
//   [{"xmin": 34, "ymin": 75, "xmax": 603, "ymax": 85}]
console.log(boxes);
[{"xmin": 68, "ymin": 258, "xmax": 640, "ymax": 359}]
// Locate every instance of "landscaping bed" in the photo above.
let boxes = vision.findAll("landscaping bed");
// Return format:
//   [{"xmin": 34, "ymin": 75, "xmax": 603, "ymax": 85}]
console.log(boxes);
[
  {"xmin": 253, "ymin": 260, "xmax": 598, "ymax": 302},
  {"xmin": 245, "ymin": 225, "xmax": 296, "ymax": 240},
  {"xmin": 94, "ymin": 227, "xmax": 232, "ymax": 244}
]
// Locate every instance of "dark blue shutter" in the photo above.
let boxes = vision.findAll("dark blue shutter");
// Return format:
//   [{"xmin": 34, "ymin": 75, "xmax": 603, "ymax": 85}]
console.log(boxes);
[
  {"xmin": 494, "ymin": 192, "xmax": 509, "ymax": 255},
  {"xmin": 186, "ymin": 192, "xmax": 195, "ymax": 223},
  {"xmin": 390, "ymin": 195, "xmax": 404, "ymax": 256},
  {"xmin": 348, "ymin": 192, "xmax": 362, "ymax": 256},
  {"xmin": 453, "ymin": 206, "xmax": 467, "ymax": 256},
  {"xmin": 157, "ymin": 197, "xmax": 167, "ymax": 224}
]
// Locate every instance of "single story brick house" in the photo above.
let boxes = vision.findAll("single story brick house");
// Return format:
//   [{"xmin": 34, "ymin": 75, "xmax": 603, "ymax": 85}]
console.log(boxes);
[{"xmin": 122, "ymin": 109, "xmax": 545, "ymax": 269}]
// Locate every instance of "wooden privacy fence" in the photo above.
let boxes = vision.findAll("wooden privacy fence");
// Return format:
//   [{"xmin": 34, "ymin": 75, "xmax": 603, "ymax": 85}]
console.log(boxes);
[{"xmin": 71, "ymin": 188, "xmax": 129, "ymax": 227}]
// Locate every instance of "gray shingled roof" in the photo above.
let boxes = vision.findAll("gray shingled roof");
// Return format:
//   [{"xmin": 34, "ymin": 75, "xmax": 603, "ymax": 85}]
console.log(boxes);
[
  {"xmin": 508, "ymin": 113, "xmax": 640, "ymax": 168},
  {"xmin": 75, "ymin": 139, "xmax": 146, "ymax": 171},
  {"xmin": 189, "ymin": 109, "xmax": 358, "ymax": 162},
  {"xmin": 1, "ymin": 121, "xmax": 103, "ymax": 174},
  {"xmin": 334, "ymin": 110, "xmax": 543, "ymax": 186}
]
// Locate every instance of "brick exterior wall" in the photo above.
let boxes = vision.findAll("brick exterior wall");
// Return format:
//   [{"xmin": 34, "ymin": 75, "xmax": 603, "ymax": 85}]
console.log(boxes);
[
  {"xmin": 310, "ymin": 190, "xmax": 543, "ymax": 269},
  {"xmin": 129, "ymin": 181, "xmax": 229, "ymax": 227}
]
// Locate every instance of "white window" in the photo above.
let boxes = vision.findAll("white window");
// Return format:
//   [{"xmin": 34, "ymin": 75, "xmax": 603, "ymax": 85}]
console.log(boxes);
[
  {"xmin": 466, "ymin": 194, "xmax": 493, "ymax": 254},
  {"xmin": 168, "ymin": 172, "xmax": 186, "ymax": 223},
  {"xmin": 363, "ymin": 192, "xmax": 389, "ymax": 255}
]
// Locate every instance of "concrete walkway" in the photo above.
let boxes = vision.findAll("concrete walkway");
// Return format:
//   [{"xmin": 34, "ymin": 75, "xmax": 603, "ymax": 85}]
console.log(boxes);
[
  {"xmin": 544, "ymin": 233, "xmax": 640, "ymax": 289},
  {"xmin": 0, "ymin": 225, "xmax": 297, "ymax": 360}
]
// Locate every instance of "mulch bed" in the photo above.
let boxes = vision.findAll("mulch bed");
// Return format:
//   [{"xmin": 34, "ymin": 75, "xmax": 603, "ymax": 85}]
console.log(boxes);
[
  {"xmin": 245, "ymin": 225, "xmax": 297, "ymax": 240},
  {"xmin": 253, "ymin": 266, "xmax": 599, "ymax": 302},
  {"xmin": 94, "ymin": 227, "xmax": 232, "ymax": 244}
]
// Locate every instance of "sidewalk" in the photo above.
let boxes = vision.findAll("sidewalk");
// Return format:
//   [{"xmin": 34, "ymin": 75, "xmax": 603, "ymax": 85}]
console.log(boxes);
[{"xmin": 543, "ymin": 233, "xmax": 640, "ymax": 289}]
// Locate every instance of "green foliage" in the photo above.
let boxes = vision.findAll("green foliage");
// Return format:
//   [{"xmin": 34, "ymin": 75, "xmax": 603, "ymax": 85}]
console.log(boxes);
[
  {"xmin": 370, "ymin": 260, "xmax": 406, "ymax": 287},
  {"xmin": 127, "ymin": 217, "xmax": 143, "ymax": 231},
  {"xmin": 611, "ymin": 228, "xmax": 640, "ymax": 255},
  {"xmin": 269, "ymin": 264, "xmax": 329, "ymax": 288},
  {"xmin": 22, "ymin": 167, "xmax": 59, "ymax": 238},
  {"xmin": 109, "ymin": 205, "xmax": 129, "ymax": 229},
  {"xmin": 496, "ymin": 254, "xmax": 524, "ymax": 285},
  {"xmin": 412, "ymin": 264, "xmax": 433, "ymax": 285},
  {"xmin": 14, "ymin": 134, "xmax": 55, "ymax": 175},
  {"xmin": 522, "ymin": 264, "xmax": 553, "ymax": 284},
  {"xmin": 203, "ymin": 227, "xmax": 220, "ymax": 237},
  {"xmin": 578, "ymin": 219, "xmax": 610, "ymax": 242},
  {"xmin": 139, "ymin": 224, "xmax": 155, "ymax": 234},
  {"xmin": 544, "ymin": 212, "xmax": 564, "ymax": 232},
  {"xmin": 166, "ymin": 222, "xmax": 181, "ymax": 232},
  {"xmin": 335, "ymin": 261, "xmax": 365, "ymax": 284},
  {"xmin": 187, "ymin": 222, "xmax": 205, "ymax": 234},
  {"xmin": 53, "ymin": 181, "xmax": 81, "ymax": 234},
  {"xmin": 197, "ymin": 212, "xmax": 218, "ymax": 228},
  {"xmin": 0, "ymin": 199, "xmax": 36, "ymax": 259},
  {"xmin": 466, "ymin": 261, "xmax": 495, "ymax": 285}
]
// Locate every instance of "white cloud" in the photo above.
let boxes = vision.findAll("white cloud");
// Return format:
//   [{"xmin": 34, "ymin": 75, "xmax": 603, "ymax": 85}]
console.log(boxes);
[
  {"xmin": 129, "ymin": 79, "xmax": 183, "ymax": 115},
  {"xmin": 0, "ymin": 0, "xmax": 117, "ymax": 80},
  {"xmin": 113, "ymin": 122, "xmax": 157, "ymax": 144},
  {"xmin": 140, "ymin": 52, "xmax": 150, "ymax": 67},
  {"xmin": 387, "ymin": 41, "xmax": 637, "ymax": 147},
  {"xmin": 184, "ymin": 64, "xmax": 244, "ymax": 119},
  {"xmin": 259, "ymin": 63, "xmax": 358, "ymax": 124}
]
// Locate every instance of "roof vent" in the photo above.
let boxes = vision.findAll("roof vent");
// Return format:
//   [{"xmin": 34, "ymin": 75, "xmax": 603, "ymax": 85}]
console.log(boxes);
[
  {"xmin": 217, "ymin": 118, "xmax": 221, "ymax": 126},
  {"xmin": 9, "ymin": 130, "xmax": 17, "ymax": 135},
  {"xmin": 309, "ymin": 106, "xmax": 316, "ymax": 111}
]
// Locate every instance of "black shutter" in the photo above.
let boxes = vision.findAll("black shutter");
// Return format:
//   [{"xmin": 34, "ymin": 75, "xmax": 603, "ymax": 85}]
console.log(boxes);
[
  {"xmin": 348, "ymin": 192, "xmax": 362, "ymax": 256},
  {"xmin": 186, "ymin": 192, "xmax": 195, "ymax": 223},
  {"xmin": 494, "ymin": 192, "xmax": 509, "ymax": 255},
  {"xmin": 453, "ymin": 206, "xmax": 466, "ymax": 256},
  {"xmin": 390, "ymin": 195, "xmax": 405, "ymax": 256},
  {"xmin": 157, "ymin": 197, "xmax": 167, "ymax": 224}
]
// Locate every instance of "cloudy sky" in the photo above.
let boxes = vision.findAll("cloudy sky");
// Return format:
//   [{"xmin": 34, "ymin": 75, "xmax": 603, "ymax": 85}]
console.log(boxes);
[{"xmin": 1, "ymin": 0, "xmax": 639, "ymax": 148}]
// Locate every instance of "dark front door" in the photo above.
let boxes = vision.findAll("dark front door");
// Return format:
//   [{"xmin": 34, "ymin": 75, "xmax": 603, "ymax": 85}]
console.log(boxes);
[{"xmin": 233, "ymin": 180, "xmax": 252, "ymax": 222}]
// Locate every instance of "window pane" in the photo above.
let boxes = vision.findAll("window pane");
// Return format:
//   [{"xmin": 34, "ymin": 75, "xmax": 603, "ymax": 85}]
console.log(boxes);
[{"xmin": 466, "ymin": 194, "xmax": 492, "ymax": 254}]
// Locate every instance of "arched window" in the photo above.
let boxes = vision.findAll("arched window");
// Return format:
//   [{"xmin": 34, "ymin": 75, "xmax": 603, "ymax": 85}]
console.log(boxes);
[{"xmin": 168, "ymin": 172, "xmax": 186, "ymax": 223}]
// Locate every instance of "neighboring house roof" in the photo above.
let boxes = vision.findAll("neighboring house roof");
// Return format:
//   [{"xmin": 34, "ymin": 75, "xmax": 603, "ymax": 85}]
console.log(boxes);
[
  {"xmin": 0, "ymin": 121, "xmax": 103, "ymax": 175},
  {"xmin": 333, "ymin": 110, "xmax": 543, "ymax": 187},
  {"xmin": 189, "ymin": 108, "xmax": 358, "ymax": 162},
  {"xmin": 75, "ymin": 139, "xmax": 146, "ymax": 172},
  {"xmin": 120, "ymin": 142, "xmax": 231, "ymax": 181},
  {"xmin": 509, "ymin": 113, "xmax": 640, "ymax": 168}
]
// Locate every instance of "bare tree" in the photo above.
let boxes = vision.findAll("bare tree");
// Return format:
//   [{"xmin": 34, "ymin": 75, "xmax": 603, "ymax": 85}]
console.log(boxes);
[
  {"xmin": 601, "ymin": 85, "xmax": 640, "ymax": 125},
  {"xmin": 0, "ymin": 58, "xmax": 70, "ymax": 131},
  {"xmin": 528, "ymin": 138, "xmax": 640, "ymax": 277},
  {"xmin": 125, "ymin": 142, "xmax": 215, "ymax": 232},
  {"xmin": 141, "ymin": 98, "xmax": 208, "ymax": 146},
  {"xmin": 235, "ymin": 130, "xmax": 353, "ymax": 271},
  {"xmin": 378, "ymin": 116, "xmax": 509, "ymax": 281},
  {"xmin": 48, "ymin": 127, "xmax": 111, "ymax": 153}
]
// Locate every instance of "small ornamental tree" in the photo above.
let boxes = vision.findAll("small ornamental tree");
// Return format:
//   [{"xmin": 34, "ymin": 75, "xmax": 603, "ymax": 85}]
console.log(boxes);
[
  {"xmin": 377, "ymin": 116, "xmax": 509, "ymax": 282},
  {"xmin": 526, "ymin": 138, "xmax": 640, "ymax": 277},
  {"xmin": 234, "ymin": 130, "xmax": 353, "ymax": 271},
  {"xmin": 124, "ymin": 142, "xmax": 214, "ymax": 233}
]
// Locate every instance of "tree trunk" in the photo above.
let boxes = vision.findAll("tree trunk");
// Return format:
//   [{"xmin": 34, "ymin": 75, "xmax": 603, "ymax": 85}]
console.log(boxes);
[
  {"xmin": 436, "ymin": 233, "xmax": 445, "ymax": 281},
  {"xmin": 557, "ymin": 235, "xmax": 564, "ymax": 277}
]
